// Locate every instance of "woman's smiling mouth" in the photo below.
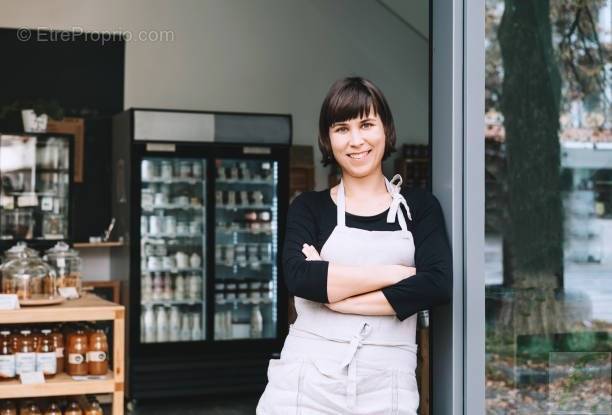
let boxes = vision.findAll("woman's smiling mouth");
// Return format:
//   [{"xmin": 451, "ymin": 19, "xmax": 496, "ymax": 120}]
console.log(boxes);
[{"xmin": 347, "ymin": 150, "xmax": 372, "ymax": 160}]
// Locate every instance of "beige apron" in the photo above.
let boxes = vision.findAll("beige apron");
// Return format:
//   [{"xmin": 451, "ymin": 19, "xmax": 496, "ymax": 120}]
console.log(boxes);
[{"xmin": 257, "ymin": 175, "xmax": 419, "ymax": 415}]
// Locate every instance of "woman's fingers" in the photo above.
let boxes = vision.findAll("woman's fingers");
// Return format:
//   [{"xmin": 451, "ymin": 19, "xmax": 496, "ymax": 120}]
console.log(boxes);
[{"xmin": 301, "ymin": 243, "xmax": 321, "ymax": 261}]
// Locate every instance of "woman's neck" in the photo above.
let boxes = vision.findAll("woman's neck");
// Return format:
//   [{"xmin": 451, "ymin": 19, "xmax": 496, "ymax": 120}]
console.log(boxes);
[{"xmin": 341, "ymin": 171, "xmax": 388, "ymax": 200}]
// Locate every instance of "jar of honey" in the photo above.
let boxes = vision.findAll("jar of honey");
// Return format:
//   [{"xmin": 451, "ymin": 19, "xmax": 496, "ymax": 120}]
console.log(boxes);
[
  {"xmin": 66, "ymin": 329, "xmax": 88, "ymax": 376},
  {"xmin": 64, "ymin": 401, "xmax": 82, "ymax": 415},
  {"xmin": 87, "ymin": 329, "xmax": 109, "ymax": 376},
  {"xmin": 50, "ymin": 327, "xmax": 64, "ymax": 373}
]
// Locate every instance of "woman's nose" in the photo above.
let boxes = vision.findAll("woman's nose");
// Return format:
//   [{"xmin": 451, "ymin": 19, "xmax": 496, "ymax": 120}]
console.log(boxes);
[{"xmin": 349, "ymin": 128, "xmax": 364, "ymax": 145}]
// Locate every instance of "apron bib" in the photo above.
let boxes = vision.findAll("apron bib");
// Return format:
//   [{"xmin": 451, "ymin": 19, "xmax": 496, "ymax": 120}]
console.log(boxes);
[{"xmin": 257, "ymin": 175, "xmax": 419, "ymax": 415}]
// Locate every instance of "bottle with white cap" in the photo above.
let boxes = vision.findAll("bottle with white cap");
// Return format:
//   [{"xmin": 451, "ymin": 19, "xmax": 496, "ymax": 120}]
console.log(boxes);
[
  {"xmin": 169, "ymin": 306, "xmax": 181, "ymax": 342},
  {"xmin": 250, "ymin": 305, "xmax": 263, "ymax": 338},
  {"xmin": 143, "ymin": 306, "xmax": 156, "ymax": 343},
  {"xmin": 156, "ymin": 306, "xmax": 169, "ymax": 342}
]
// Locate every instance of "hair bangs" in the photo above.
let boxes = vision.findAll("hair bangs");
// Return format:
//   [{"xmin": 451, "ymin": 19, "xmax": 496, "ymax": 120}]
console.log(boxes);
[{"xmin": 325, "ymin": 84, "xmax": 380, "ymax": 129}]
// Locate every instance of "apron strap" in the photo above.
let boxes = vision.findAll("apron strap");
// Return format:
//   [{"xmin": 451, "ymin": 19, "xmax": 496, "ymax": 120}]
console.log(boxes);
[
  {"xmin": 385, "ymin": 174, "xmax": 412, "ymax": 231},
  {"xmin": 338, "ymin": 175, "xmax": 411, "ymax": 230}
]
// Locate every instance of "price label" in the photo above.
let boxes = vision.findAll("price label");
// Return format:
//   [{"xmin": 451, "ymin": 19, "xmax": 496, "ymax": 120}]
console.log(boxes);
[
  {"xmin": 0, "ymin": 196, "xmax": 14, "ymax": 210},
  {"xmin": 17, "ymin": 194, "xmax": 38, "ymax": 207},
  {"xmin": 41, "ymin": 196, "xmax": 53, "ymax": 211},
  {"xmin": 20, "ymin": 371, "xmax": 45, "ymax": 385}
]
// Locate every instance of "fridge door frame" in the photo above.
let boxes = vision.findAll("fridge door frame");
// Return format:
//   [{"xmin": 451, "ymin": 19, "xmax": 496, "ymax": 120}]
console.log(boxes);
[{"xmin": 129, "ymin": 141, "xmax": 290, "ymax": 359}]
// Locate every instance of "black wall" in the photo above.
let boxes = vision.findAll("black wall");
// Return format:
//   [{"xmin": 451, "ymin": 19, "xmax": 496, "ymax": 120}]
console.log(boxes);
[{"xmin": 0, "ymin": 27, "xmax": 125, "ymax": 242}]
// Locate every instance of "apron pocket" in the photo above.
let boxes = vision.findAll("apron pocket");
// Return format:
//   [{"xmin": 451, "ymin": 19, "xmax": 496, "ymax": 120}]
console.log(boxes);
[
  {"xmin": 354, "ymin": 366, "xmax": 394, "ymax": 415},
  {"xmin": 258, "ymin": 358, "xmax": 306, "ymax": 414},
  {"xmin": 394, "ymin": 371, "xmax": 419, "ymax": 415},
  {"xmin": 299, "ymin": 359, "xmax": 346, "ymax": 413}
]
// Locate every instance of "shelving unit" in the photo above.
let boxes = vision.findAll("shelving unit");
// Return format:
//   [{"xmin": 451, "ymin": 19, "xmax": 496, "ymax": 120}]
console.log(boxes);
[
  {"xmin": 0, "ymin": 294, "xmax": 125, "ymax": 415},
  {"xmin": 73, "ymin": 241, "xmax": 124, "ymax": 249}
]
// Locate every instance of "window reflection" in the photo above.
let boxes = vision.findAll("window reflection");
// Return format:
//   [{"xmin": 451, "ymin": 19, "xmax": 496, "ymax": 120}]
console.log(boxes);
[{"xmin": 485, "ymin": 0, "xmax": 612, "ymax": 413}]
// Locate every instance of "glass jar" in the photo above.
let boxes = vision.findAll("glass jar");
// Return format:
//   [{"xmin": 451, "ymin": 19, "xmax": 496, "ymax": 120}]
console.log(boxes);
[
  {"xmin": 0, "ymin": 244, "xmax": 57, "ymax": 301},
  {"xmin": 44, "ymin": 242, "xmax": 82, "ymax": 296}
]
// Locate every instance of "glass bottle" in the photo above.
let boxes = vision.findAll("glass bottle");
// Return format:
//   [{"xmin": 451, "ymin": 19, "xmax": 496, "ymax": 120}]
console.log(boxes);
[
  {"xmin": 83, "ymin": 399, "xmax": 103, "ymax": 415},
  {"xmin": 64, "ymin": 401, "xmax": 82, "ymax": 415},
  {"xmin": 15, "ymin": 330, "xmax": 36, "ymax": 375},
  {"xmin": 50, "ymin": 327, "xmax": 64, "ymax": 373},
  {"xmin": 0, "ymin": 400, "xmax": 17, "ymax": 415},
  {"xmin": 66, "ymin": 329, "xmax": 88, "ymax": 376},
  {"xmin": 35, "ymin": 330, "xmax": 56, "ymax": 377},
  {"xmin": 42, "ymin": 402, "xmax": 62, "ymax": 415},
  {"xmin": 0, "ymin": 330, "xmax": 15, "ymax": 380},
  {"xmin": 87, "ymin": 328, "xmax": 109, "ymax": 375}
]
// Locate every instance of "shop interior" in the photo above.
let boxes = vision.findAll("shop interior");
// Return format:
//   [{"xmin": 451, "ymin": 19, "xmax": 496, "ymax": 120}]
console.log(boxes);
[{"xmin": 0, "ymin": 2, "xmax": 431, "ymax": 414}]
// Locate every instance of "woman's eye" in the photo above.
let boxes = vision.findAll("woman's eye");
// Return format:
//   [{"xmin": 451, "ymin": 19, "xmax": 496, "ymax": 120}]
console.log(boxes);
[
  {"xmin": 361, "ymin": 123, "xmax": 373, "ymax": 129},
  {"xmin": 335, "ymin": 127, "xmax": 348, "ymax": 133}
]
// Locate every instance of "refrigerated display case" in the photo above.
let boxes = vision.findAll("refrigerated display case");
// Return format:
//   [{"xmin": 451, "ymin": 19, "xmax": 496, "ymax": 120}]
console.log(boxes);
[
  {"xmin": 111, "ymin": 109, "xmax": 290, "ymax": 399},
  {"xmin": 0, "ymin": 133, "xmax": 73, "ymax": 246}
]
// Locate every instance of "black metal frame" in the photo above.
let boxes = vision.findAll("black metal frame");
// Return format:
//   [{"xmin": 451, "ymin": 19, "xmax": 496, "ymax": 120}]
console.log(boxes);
[
  {"xmin": 115, "ymin": 108, "xmax": 291, "ymax": 399},
  {"xmin": 0, "ymin": 131, "xmax": 75, "ymax": 251}
]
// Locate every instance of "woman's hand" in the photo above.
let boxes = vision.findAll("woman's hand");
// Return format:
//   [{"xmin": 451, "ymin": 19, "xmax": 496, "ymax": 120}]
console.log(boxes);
[{"xmin": 302, "ymin": 244, "xmax": 322, "ymax": 261}]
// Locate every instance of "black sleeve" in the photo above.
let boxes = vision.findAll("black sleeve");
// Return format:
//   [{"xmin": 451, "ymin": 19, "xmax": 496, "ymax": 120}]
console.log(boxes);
[
  {"xmin": 281, "ymin": 193, "xmax": 329, "ymax": 303},
  {"xmin": 381, "ymin": 191, "xmax": 453, "ymax": 321}
]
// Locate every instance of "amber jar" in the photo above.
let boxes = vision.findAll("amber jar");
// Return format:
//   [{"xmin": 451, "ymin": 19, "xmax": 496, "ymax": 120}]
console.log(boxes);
[
  {"xmin": 35, "ymin": 330, "xmax": 56, "ymax": 377},
  {"xmin": 30, "ymin": 329, "xmax": 41, "ymax": 351},
  {"xmin": 83, "ymin": 399, "xmax": 103, "ymax": 415},
  {"xmin": 0, "ymin": 399, "xmax": 17, "ymax": 415},
  {"xmin": 42, "ymin": 402, "xmax": 62, "ymax": 415},
  {"xmin": 15, "ymin": 331, "xmax": 36, "ymax": 375},
  {"xmin": 50, "ymin": 327, "xmax": 64, "ymax": 374},
  {"xmin": 0, "ymin": 330, "xmax": 16, "ymax": 380},
  {"xmin": 87, "ymin": 329, "xmax": 109, "ymax": 375},
  {"xmin": 9, "ymin": 330, "xmax": 21, "ymax": 353},
  {"xmin": 66, "ymin": 329, "xmax": 88, "ymax": 376},
  {"xmin": 21, "ymin": 402, "xmax": 41, "ymax": 415},
  {"xmin": 64, "ymin": 401, "xmax": 82, "ymax": 415}
]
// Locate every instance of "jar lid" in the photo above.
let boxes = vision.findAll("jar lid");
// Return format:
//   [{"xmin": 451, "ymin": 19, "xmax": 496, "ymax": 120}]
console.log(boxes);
[
  {"xmin": 45, "ymin": 241, "xmax": 78, "ymax": 257},
  {"xmin": 4, "ymin": 242, "xmax": 39, "ymax": 259}
]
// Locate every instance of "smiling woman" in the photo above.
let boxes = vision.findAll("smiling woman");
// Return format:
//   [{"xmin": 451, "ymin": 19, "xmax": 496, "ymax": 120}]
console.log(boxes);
[{"xmin": 256, "ymin": 77, "xmax": 452, "ymax": 415}]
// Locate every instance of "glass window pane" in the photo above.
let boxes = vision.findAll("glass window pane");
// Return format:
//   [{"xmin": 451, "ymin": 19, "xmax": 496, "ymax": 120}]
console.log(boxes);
[{"xmin": 485, "ymin": 1, "xmax": 612, "ymax": 412}]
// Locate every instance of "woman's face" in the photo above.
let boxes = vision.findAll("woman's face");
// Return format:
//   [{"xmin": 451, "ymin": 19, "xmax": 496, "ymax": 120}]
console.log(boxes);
[{"xmin": 329, "ymin": 110, "xmax": 385, "ymax": 178}]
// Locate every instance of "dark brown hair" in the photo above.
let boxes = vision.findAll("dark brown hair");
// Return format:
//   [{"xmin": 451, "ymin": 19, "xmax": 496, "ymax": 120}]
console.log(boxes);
[{"xmin": 318, "ymin": 77, "xmax": 397, "ymax": 166}]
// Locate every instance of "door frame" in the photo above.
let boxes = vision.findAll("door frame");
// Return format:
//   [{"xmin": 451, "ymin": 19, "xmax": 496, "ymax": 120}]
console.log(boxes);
[{"xmin": 430, "ymin": 0, "xmax": 485, "ymax": 414}]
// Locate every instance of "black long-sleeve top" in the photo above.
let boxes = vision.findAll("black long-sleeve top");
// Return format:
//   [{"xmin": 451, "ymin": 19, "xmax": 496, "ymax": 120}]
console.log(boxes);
[{"xmin": 281, "ymin": 187, "xmax": 452, "ymax": 321}]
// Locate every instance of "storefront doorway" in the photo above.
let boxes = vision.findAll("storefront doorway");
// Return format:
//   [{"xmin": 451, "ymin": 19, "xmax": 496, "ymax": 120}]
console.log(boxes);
[{"xmin": 433, "ymin": 0, "xmax": 612, "ymax": 413}]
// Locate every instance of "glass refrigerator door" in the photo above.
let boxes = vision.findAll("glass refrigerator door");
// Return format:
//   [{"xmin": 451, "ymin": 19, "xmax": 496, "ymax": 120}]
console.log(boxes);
[
  {"xmin": 213, "ymin": 158, "xmax": 278, "ymax": 340},
  {"xmin": 139, "ymin": 157, "xmax": 207, "ymax": 343},
  {"xmin": 0, "ymin": 134, "xmax": 70, "ymax": 241}
]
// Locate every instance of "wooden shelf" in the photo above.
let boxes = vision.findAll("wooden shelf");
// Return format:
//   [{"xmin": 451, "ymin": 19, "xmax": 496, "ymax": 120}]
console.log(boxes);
[
  {"xmin": 0, "ymin": 294, "xmax": 125, "ymax": 414},
  {"xmin": 73, "ymin": 241, "xmax": 124, "ymax": 249},
  {"xmin": 0, "ymin": 294, "xmax": 123, "ymax": 324},
  {"xmin": 0, "ymin": 372, "xmax": 116, "ymax": 399}
]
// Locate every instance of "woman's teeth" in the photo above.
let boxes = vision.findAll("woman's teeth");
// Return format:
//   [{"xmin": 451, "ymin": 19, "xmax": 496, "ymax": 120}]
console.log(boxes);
[{"xmin": 348, "ymin": 150, "xmax": 370, "ymax": 160}]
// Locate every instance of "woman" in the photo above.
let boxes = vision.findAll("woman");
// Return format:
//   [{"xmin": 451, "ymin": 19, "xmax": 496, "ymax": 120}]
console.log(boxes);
[{"xmin": 257, "ymin": 77, "xmax": 452, "ymax": 414}]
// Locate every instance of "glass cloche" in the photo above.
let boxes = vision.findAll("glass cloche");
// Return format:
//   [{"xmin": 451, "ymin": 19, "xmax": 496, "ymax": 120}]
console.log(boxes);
[
  {"xmin": 44, "ymin": 242, "xmax": 82, "ymax": 296},
  {"xmin": 1, "ymin": 243, "xmax": 57, "ymax": 301}
]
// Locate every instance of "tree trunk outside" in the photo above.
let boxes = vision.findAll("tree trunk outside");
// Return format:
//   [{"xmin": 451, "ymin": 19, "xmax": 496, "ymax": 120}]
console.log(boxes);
[{"xmin": 498, "ymin": 0, "xmax": 565, "ymax": 335}]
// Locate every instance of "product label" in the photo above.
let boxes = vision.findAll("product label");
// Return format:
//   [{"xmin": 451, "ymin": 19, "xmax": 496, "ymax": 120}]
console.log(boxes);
[
  {"xmin": 15, "ymin": 352, "xmax": 36, "ymax": 375},
  {"xmin": 55, "ymin": 347, "xmax": 64, "ymax": 358},
  {"xmin": 86, "ymin": 351, "xmax": 107, "ymax": 363},
  {"xmin": 68, "ymin": 353, "xmax": 85, "ymax": 365},
  {"xmin": 0, "ymin": 354, "xmax": 16, "ymax": 378},
  {"xmin": 36, "ymin": 352, "xmax": 57, "ymax": 374}
]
